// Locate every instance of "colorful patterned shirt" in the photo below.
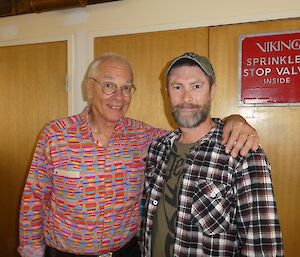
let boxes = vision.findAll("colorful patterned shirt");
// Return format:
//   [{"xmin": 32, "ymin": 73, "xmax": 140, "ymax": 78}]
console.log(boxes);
[
  {"xmin": 143, "ymin": 119, "xmax": 284, "ymax": 257},
  {"xmin": 18, "ymin": 106, "xmax": 165, "ymax": 257}
]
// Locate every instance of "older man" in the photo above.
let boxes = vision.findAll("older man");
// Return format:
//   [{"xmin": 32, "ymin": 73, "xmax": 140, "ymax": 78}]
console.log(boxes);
[
  {"xmin": 18, "ymin": 53, "xmax": 259, "ymax": 257},
  {"xmin": 143, "ymin": 52, "xmax": 283, "ymax": 257}
]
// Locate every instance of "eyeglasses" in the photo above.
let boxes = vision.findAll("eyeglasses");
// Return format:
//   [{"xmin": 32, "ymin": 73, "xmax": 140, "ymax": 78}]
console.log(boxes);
[{"xmin": 89, "ymin": 77, "xmax": 136, "ymax": 97}]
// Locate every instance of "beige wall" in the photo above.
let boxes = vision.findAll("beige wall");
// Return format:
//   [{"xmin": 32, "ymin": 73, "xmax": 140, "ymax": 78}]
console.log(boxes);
[{"xmin": 0, "ymin": 0, "xmax": 299, "ymax": 114}]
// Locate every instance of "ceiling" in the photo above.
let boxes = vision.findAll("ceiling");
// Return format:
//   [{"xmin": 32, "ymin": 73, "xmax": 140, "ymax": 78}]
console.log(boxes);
[{"xmin": 0, "ymin": 0, "xmax": 121, "ymax": 18}]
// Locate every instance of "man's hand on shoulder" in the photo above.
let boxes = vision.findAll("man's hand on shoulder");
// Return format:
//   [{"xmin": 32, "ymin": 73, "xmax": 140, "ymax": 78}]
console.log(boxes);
[{"xmin": 222, "ymin": 114, "xmax": 259, "ymax": 158}]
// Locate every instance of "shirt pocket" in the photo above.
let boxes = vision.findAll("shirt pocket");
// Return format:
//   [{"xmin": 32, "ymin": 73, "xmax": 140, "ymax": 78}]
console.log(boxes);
[
  {"xmin": 53, "ymin": 168, "xmax": 83, "ymax": 212},
  {"xmin": 191, "ymin": 179, "xmax": 235, "ymax": 235},
  {"xmin": 125, "ymin": 170, "xmax": 144, "ymax": 207}
]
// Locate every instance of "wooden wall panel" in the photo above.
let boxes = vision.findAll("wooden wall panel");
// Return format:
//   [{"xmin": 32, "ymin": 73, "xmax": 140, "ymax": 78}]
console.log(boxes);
[
  {"xmin": 94, "ymin": 28, "xmax": 209, "ymax": 130},
  {"xmin": 0, "ymin": 41, "xmax": 68, "ymax": 257},
  {"xmin": 209, "ymin": 18, "xmax": 300, "ymax": 257}
]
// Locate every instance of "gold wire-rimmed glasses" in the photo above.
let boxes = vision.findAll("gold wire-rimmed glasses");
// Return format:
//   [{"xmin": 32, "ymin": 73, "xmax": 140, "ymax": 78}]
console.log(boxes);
[{"xmin": 89, "ymin": 77, "xmax": 136, "ymax": 97}]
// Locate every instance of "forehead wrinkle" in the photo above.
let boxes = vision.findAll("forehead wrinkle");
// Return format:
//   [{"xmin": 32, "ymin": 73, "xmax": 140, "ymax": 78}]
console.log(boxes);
[
  {"xmin": 101, "ymin": 75, "xmax": 134, "ymax": 86},
  {"xmin": 102, "ymin": 74, "xmax": 114, "ymax": 80}
]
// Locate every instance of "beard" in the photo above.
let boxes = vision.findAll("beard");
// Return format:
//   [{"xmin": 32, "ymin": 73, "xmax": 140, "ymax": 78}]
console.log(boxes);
[{"xmin": 171, "ymin": 100, "xmax": 211, "ymax": 128}]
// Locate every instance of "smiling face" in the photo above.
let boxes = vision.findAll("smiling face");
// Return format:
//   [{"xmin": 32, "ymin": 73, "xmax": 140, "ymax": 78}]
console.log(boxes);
[
  {"xmin": 86, "ymin": 57, "xmax": 134, "ymax": 125},
  {"xmin": 167, "ymin": 65, "xmax": 216, "ymax": 128}
]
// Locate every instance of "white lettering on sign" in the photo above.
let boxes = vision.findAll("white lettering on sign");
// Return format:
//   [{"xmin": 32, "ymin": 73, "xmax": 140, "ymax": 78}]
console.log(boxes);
[
  {"xmin": 243, "ymin": 68, "xmax": 272, "ymax": 77},
  {"xmin": 263, "ymin": 77, "xmax": 291, "ymax": 84},
  {"xmin": 276, "ymin": 66, "xmax": 300, "ymax": 75},
  {"xmin": 243, "ymin": 66, "xmax": 300, "ymax": 77},
  {"xmin": 256, "ymin": 39, "xmax": 300, "ymax": 52},
  {"xmin": 246, "ymin": 55, "xmax": 300, "ymax": 66}
]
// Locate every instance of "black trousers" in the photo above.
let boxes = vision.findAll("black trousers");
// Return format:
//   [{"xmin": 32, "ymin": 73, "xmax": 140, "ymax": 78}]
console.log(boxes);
[{"xmin": 45, "ymin": 237, "xmax": 141, "ymax": 257}]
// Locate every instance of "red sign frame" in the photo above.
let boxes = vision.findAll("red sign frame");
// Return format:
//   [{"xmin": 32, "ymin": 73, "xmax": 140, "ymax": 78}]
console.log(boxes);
[{"xmin": 238, "ymin": 30, "xmax": 300, "ymax": 106}]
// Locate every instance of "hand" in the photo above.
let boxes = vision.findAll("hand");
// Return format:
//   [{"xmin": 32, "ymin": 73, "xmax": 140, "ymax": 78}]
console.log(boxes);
[{"xmin": 222, "ymin": 115, "xmax": 259, "ymax": 158}]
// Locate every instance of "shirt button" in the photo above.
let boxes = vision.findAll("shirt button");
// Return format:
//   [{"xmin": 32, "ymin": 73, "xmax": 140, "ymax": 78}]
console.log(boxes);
[
  {"xmin": 153, "ymin": 200, "xmax": 158, "ymax": 206},
  {"xmin": 210, "ymin": 192, "xmax": 216, "ymax": 198}
]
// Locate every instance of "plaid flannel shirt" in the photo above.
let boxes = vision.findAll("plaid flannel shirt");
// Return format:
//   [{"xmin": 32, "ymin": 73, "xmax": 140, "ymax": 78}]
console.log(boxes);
[{"xmin": 143, "ymin": 119, "xmax": 283, "ymax": 257}]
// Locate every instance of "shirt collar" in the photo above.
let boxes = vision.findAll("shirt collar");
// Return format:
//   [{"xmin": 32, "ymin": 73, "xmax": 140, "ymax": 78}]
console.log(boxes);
[{"xmin": 164, "ymin": 118, "xmax": 223, "ymax": 146}]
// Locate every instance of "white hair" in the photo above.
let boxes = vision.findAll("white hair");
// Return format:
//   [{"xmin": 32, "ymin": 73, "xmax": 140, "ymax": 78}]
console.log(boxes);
[{"xmin": 87, "ymin": 53, "xmax": 133, "ymax": 78}]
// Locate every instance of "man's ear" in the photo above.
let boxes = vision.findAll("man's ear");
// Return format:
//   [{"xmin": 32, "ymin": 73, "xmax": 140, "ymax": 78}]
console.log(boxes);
[
  {"xmin": 85, "ymin": 79, "xmax": 93, "ymax": 99},
  {"xmin": 210, "ymin": 83, "xmax": 217, "ymax": 99},
  {"xmin": 165, "ymin": 86, "xmax": 169, "ymax": 97}
]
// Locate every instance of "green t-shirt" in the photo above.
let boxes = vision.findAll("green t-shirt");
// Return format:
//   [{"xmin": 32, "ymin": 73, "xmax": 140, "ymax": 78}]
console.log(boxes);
[{"xmin": 151, "ymin": 140, "xmax": 196, "ymax": 257}]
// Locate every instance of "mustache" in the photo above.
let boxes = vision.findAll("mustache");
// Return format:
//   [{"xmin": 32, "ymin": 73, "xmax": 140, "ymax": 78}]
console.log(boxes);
[{"xmin": 173, "ymin": 103, "xmax": 200, "ymax": 109}]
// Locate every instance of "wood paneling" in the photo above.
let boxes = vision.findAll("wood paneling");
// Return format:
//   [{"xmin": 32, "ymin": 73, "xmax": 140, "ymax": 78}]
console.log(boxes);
[
  {"xmin": 94, "ymin": 28, "xmax": 209, "ymax": 130},
  {"xmin": 209, "ymin": 18, "xmax": 300, "ymax": 257},
  {"xmin": 0, "ymin": 41, "xmax": 68, "ymax": 257}
]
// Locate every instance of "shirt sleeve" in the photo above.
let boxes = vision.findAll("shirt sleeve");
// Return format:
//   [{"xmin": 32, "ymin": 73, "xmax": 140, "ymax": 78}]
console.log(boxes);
[
  {"xmin": 148, "ymin": 127, "xmax": 167, "ymax": 142},
  {"xmin": 235, "ymin": 149, "xmax": 284, "ymax": 256},
  {"xmin": 18, "ymin": 126, "xmax": 53, "ymax": 257}
]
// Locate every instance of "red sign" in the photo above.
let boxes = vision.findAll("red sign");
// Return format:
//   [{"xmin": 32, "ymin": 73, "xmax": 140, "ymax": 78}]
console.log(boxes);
[{"xmin": 239, "ymin": 31, "xmax": 300, "ymax": 105}]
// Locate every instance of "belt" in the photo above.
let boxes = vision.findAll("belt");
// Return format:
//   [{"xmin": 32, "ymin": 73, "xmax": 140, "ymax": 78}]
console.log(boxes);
[{"xmin": 45, "ymin": 236, "xmax": 140, "ymax": 257}]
